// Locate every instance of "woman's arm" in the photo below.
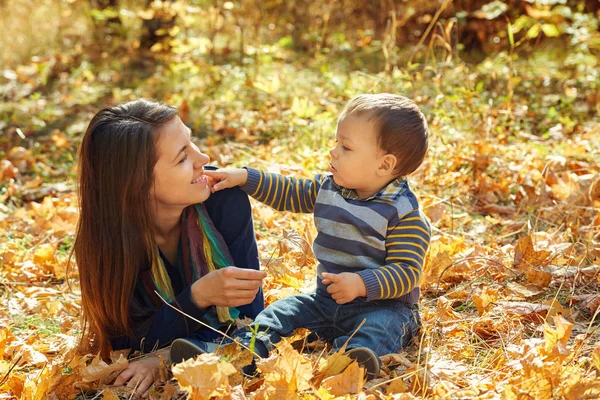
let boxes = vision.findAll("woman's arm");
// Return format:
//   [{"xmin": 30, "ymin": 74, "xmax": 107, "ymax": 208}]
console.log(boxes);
[{"xmin": 203, "ymin": 185, "xmax": 265, "ymax": 319}]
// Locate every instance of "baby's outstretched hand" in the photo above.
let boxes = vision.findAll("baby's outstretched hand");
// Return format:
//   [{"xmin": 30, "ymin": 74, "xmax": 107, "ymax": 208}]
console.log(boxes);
[
  {"xmin": 203, "ymin": 168, "xmax": 248, "ymax": 192},
  {"xmin": 321, "ymin": 272, "xmax": 366, "ymax": 304}
]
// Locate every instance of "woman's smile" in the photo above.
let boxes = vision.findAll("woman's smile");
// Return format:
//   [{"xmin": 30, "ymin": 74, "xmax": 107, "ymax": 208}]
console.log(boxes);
[{"xmin": 191, "ymin": 174, "xmax": 208, "ymax": 185}]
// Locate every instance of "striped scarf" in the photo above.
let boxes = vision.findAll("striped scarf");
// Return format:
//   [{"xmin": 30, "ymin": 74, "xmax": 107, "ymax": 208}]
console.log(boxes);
[{"xmin": 141, "ymin": 203, "xmax": 239, "ymax": 323}]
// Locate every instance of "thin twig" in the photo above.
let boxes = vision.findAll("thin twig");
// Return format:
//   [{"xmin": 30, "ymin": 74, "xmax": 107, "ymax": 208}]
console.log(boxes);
[
  {"xmin": 0, "ymin": 355, "xmax": 22, "ymax": 386},
  {"xmin": 154, "ymin": 290, "xmax": 262, "ymax": 358}
]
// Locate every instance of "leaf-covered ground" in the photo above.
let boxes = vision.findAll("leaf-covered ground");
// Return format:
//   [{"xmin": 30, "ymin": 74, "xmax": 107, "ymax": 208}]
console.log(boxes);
[{"xmin": 1, "ymin": 38, "xmax": 600, "ymax": 399}]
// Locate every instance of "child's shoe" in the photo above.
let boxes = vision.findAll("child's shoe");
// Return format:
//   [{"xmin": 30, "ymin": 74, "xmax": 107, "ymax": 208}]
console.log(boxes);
[
  {"xmin": 240, "ymin": 339, "xmax": 270, "ymax": 377},
  {"xmin": 170, "ymin": 338, "xmax": 219, "ymax": 364},
  {"xmin": 345, "ymin": 347, "xmax": 381, "ymax": 378}
]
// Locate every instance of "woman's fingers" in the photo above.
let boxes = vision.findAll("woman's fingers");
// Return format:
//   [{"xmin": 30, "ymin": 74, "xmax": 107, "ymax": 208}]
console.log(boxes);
[
  {"xmin": 135, "ymin": 374, "xmax": 156, "ymax": 397},
  {"xmin": 222, "ymin": 267, "xmax": 267, "ymax": 280},
  {"xmin": 191, "ymin": 267, "xmax": 265, "ymax": 309},
  {"xmin": 113, "ymin": 368, "xmax": 135, "ymax": 386},
  {"xmin": 125, "ymin": 373, "xmax": 142, "ymax": 390},
  {"xmin": 227, "ymin": 278, "xmax": 264, "ymax": 290},
  {"xmin": 224, "ymin": 289, "xmax": 260, "ymax": 306}
]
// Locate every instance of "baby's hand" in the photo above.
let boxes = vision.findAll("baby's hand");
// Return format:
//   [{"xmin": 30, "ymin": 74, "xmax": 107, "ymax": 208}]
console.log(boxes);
[
  {"xmin": 321, "ymin": 272, "xmax": 366, "ymax": 304},
  {"xmin": 203, "ymin": 168, "xmax": 248, "ymax": 192}
]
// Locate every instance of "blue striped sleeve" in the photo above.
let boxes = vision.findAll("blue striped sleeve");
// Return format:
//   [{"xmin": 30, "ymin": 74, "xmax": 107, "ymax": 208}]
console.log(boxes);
[
  {"xmin": 357, "ymin": 210, "xmax": 430, "ymax": 300},
  {"xmin": 241, "ymin": 167, "xmax": 324, "ymax": 213}
]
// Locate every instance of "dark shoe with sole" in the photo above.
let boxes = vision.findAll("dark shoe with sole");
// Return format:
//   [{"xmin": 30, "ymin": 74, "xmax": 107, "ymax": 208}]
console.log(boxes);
[
  {"xmin": 345, "ymin": 347, "xmax": 381, "ymax": 378},
  {"xmin": 170, "ymin": 338, "xmax": 219, "ymax": 364},
  {"xmin": 240, "ymin": 339, "xmax": 270, "ymax": 377}
]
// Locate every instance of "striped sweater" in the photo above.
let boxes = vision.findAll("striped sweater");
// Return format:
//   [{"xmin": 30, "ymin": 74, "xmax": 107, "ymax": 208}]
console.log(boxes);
[{"xmin": 242, "ymin": 168, "xmax": 431, "ymax": 304}]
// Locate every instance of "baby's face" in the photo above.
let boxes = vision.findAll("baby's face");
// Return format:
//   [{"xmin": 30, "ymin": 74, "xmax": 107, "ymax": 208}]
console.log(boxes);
[{"xmin": 328, "ymin": 114, "xmax": 390, "ymax": 199}]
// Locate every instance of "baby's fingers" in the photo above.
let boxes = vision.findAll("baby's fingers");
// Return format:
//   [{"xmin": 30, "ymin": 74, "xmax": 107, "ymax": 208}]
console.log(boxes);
[
  {"xmin": 203, "ymin": 170, "xmax": 227, "ymax": 181},
  {"xmin": 211, "ymin": 180, "xmax": 230, "ymax": 192}
]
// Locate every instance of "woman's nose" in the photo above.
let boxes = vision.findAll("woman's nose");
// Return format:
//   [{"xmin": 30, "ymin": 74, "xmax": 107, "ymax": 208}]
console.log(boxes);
[{"xmin": 194, "ymin": 152, "xmax": 210, "ymax": 167}]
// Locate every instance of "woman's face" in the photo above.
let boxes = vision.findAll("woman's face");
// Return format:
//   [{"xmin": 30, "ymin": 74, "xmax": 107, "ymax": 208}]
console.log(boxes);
[{"xmin": 152, "ymin": 116, "xmax": 212, "ymax": 210}]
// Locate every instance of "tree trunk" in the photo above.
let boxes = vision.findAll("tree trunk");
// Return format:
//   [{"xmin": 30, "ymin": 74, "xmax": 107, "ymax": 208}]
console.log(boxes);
[{"xmin": 140, "ymin": 0, "xmax": 177, "ymax": 51}]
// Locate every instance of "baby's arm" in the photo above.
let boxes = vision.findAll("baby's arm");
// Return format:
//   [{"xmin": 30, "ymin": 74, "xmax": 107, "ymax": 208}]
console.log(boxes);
[
  {"xmin": 206, "ymin": 167, "xmax": 324, "ymax": 213},
  {"xmin": 356, "ymin": 209, "xmax": 431, "ymax": 300}
]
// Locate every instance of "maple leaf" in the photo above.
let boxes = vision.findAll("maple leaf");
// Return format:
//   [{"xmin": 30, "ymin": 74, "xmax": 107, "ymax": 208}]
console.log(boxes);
[
  {"xmin": 435, "ymin": 296, "xmax": 459, "ymax": 321},
  {"xmin": 386, "ymin": 377, "xmax": 409, "ymax": 394},
  {"xmin": 321, "ymin": 360, "xmax": 364, "ymax": 396},
  {"xmin": 591, "ymin": 345, "xmax": 600, "ymax": 373},
  {"xmin": 524, "ymin": 267, "xmax": 552, "ymax": 288},
  {"xmin": 5, "ymin": 343, "xmax": 47, "ymax": 367},
  {"xmin": 423, "ymin": 249, "xmax": 452, "ymax": 284},
  {"xmin": 543, "ymin": 315, "xmax": 573, "ymax": 360},
  {"xmin": 214, "ymin": 342, "xmax": 253, "ymax": 371},
  {"xmin": 318, "ymin": 348, "xmax": 353, "ymax": 379},
  {"xmin": 514, "ymin": 234, "xmax": 552, "ymax": 269},
  {"xmin": 254, "ymin": 375, "xmax": 304, "ymax": 400},
  {"xmin": 256, "ymin": 340, "xmax": 313, "ymax": 392},
  {"xmin": 427, "ymin": 354, "xmax": 468, "ymax": 385},
  {"xmin": 472, "ymin": 286, "xmax": 499, "ymax": 316},
  {"xmin": 172, "ymin": 353, "xmax": 237, "ymax": 399},
  {"xmin": 505, "ymin": 281, "xmax": 543, "ymax": 298},
  {"xmin": 496, "ymin": 301, "xmax": 550, "ymax": 324},
  {"xmin": 81, "ymin": 353, "xmax": 128, "ymax": 383},
  {"xmin": 0, "ymin": 372, "xmax": 26, "ymax": 398},
  {"xmin": 101, "ymin": 388, "xmax": 121, "ymax": 400},
  {"xmin": 0, "ymin": 327, "xmax": 17, "ymax": 359},
  {"xmin": 560, "ymin": 369, "xmax": 600, "ymax": 400}
]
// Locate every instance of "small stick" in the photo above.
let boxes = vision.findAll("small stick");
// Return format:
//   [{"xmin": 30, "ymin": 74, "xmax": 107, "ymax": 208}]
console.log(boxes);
[{"xmin": 154, "ymin": 290, "xmax": 262, "ymax": 358}]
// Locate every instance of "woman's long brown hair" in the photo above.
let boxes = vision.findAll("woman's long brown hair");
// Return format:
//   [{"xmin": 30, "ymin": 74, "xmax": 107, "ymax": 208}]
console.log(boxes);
[{"xmin": 73, "ymin": 99, "xmax": 178, "ymax": 358}]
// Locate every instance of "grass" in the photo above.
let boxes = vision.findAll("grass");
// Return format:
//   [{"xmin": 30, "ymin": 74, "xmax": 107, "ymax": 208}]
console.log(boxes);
[{"xmin": 10, "ymin": 314, "xmax": 62, "ymax": 337}]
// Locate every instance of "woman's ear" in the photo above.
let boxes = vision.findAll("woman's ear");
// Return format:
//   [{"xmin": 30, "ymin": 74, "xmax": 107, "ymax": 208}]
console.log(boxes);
[{"xmin": 377, "ymin": 154, "xmax": 398, "ymax": 176}]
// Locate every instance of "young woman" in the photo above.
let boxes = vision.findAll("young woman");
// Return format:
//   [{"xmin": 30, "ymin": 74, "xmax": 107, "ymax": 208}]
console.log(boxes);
[{"xmin": 74, "ymin": 99, "xmax": 266, "ymax": 395}]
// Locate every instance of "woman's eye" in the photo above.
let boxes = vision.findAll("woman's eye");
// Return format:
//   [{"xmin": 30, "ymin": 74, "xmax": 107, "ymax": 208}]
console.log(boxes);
[{"xmin": 178, "ymin": 154, "xmax": 188, "ymax": 164}]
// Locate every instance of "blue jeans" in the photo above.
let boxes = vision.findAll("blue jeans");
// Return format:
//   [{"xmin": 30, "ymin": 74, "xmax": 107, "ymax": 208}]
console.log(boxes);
[{"xmin": 236, "ymin": 290, "xmax": 420, "ymax": 357}]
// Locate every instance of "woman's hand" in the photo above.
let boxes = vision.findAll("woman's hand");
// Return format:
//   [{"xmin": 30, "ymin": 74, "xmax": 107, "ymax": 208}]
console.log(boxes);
[
  {"xmin": 203, "ymin": 168, "xmax": 248, "ymax": 192},
  {"xmin": 191, "ymin": 267, "xmax": 266, "ymax": 309},
  {"xmin": 113, "ymin": 355, "xmax": 164, "ymax": 397}
]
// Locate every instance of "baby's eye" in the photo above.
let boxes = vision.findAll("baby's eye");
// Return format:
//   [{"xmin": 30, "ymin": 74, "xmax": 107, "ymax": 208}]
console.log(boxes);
[{"xmin": 342, "ymin": 145, "xmax": 350, "ymax": 151}]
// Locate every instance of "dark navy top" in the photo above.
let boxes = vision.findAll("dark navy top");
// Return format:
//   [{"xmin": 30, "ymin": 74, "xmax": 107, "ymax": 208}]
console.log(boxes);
[{"xmin": 110, "ymin": 186, "xmax": 264, "ymax": 353}]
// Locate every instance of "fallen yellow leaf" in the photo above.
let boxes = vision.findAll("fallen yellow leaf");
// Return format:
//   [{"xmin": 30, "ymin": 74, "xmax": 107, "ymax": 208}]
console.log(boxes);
[
  {"xmin": 101, "ymin": 388, "xmax": 120, "ymax": 400},
  {"xmin": 321, "ymin": 360, "xmax": 364, "ymax": 396},
  {"xmin": 81, "ymin": 354, "xmax": 128, "ymax": 383},
  {"xmin": 514, "ymin": 234, "xmax": 552, "ymax": 269},
  {"xmin": 318, "ymin": 348, "xmax": 353, "ymax": 378},
  {"xmin": 172, "ymin": 353, "xmax": 237, "ymax": 399}
]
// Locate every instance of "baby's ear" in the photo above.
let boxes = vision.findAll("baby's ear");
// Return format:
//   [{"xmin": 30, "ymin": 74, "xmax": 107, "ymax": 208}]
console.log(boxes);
[{"xmin": 378, "ymin": 154, "xmax": 398, "ymax": 176}]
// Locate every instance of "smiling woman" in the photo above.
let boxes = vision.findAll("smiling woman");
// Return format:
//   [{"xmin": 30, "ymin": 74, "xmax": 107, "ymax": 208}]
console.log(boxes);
[
  {"xmin": 72, "ymin": 99, "xmax": 266, "ymax": 395},
  {"xmin": 152, "ymin": 118, "xmax": 212, "ymax": 209}
]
